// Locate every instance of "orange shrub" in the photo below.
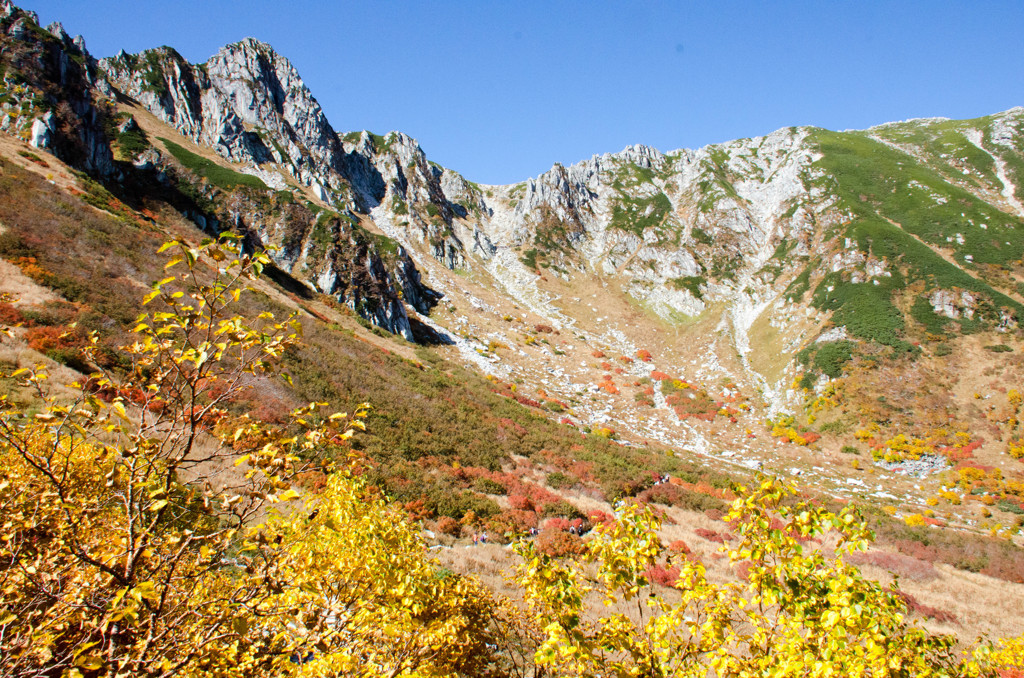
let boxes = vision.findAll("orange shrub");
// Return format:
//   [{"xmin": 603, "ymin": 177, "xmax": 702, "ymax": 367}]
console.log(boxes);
[
  {"xmin": 435, "ymin": 516, "xmax": 461, "ymax": 537},
  {"xmin": 25, "ymin": 325, "xmax": 85, "ymax": 353},
  {"xmin": 0, "ymin": 303, "xmax": 26, "ymax": 326},
  {"xmin": 537, "ymin": 528, "xmax": 586, "ymax": 558},
  {"xmin": 487, "ymin": 510, "xmax": 537, "ymax": 541},
  {"xmin": 668, "ymin": 539, "xmax": 691, "ymax": 555}
]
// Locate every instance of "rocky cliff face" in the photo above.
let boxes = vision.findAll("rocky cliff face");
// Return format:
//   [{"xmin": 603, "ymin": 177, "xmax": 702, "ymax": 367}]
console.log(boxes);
[
  {"xmin": 0, "ymin": 1, "xmax": 114, "ymax": 176},
  {"xmin": 101, "ymin": 40, "xmax": 347, "ymax": 199},
  {"xmin": 100, "ymin": 39, "xmax": 475, "ymax": 271}
]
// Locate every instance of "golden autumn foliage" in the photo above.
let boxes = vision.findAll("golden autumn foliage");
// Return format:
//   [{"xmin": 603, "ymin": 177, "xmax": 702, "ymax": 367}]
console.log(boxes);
[
  {"xmin": 2, "ymin": 236, "xmax": 1023, "ymax": 677},
  {"xmin": 0, "ymin": 236, "xmax": 506, "ymax": 678},
  {"xmin": 514, "ymin": 479, "xmax": 1023, "ymax": 677}
]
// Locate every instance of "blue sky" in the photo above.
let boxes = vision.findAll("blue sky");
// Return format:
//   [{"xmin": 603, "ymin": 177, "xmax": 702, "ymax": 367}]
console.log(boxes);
[{"xmin": 22, "ymin": 1, "xmax": 1024, "ymax": 185}]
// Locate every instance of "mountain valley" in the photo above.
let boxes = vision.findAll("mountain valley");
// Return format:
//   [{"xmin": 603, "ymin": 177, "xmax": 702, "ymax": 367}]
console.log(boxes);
[{"xmin": 1, "ymin": 1, "xmax": 1024, "ymax": 649}]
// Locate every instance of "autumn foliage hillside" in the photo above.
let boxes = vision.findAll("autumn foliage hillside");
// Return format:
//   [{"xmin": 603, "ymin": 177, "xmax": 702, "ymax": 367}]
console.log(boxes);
[{"xmin": 2, "ymin": 234, "xmax": 1023, "ymax": 676}]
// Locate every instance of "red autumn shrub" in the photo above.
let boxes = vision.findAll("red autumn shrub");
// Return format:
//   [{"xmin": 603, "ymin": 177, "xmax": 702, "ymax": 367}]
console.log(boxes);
[
  {"xmin": 248, "ymin": 394, "xmax": 290, "ymax": 425},
  {"xmin": 510, "ymin": 482, "xmax": 562, "ymax": 509},
  {"xmin": 543, "ymin": 517, "xmax": 570, "ymax": 532},
  {"xmin": 399, "ymin": 498, "xmax": 429, "ymax": 521},
  {"xmin": 651, "ymin": 371, "xmax": 671, "ymax": 381},
  {"xmin": 588, "ymin": 510, "xmax": 614, "ymax": 526},
  {"xmin": 0, "ymin": 303, "xmax": 26, "ymax": 326},
  {"xmin": 600, "ymin": 361, "xmax": 613, "ymax": 370},
  {"xmin": 847, "ymin": 550, "xmax": 939, "ymax": 582},
  {"xmin": 591, "ymin": 350, "xmax": 606, "ymax": 358},
  {"xmin": 644, "ymin": 563, "xmax": 680, "ymax": 587},
  {"xmin": 295, "ymin": 470, "xmax": 328, "ymax": 492},
  {"xmin": 636, "ymin": 349, "xmax": 653, "ymax": 362},
  {"xmin": 537, "ymin": 528, "xmax": 586, "ymax": 558},
  {"xmin": 568, "ymin": 460, "xmax": 595, "ymax": 483},
  {"xmin": 435, "ymin": 516, "xmax": 461, "ymax": 537},
  {"xmin": 25, "ymin": 325, "xmax": 86, "ymax": 353},
  {"xmin": 513, "ymin": 394, "xmax": 543, "ymax": 408},
  {"xmin": 733, "ymin": 560, "xmax": 754, "ymax": 580},
  {"xmin": 893, "ymin": 590, "xmax": 957, "ymax": 624},
  {"xmin": 668, "ymin": 539, "xmax": 691, "ymax": 555},
  {"xmin": 508, "ymin": 494, "xmax": 534, "ymax": 511},
  {"xmin": 487, "ymin": 510, "xmax": 537, "ymax": 542},
  {"xmin": 694, "ymin": 528, "xmax": 728, "ymax": 543}
]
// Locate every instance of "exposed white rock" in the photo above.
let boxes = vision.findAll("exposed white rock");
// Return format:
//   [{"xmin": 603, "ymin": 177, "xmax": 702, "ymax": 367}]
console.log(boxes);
[
  {"xmin": 815, "ymin": 327, "xmax": 848, "ymax": 343},
  {"xmin": 29, "ymin": 112, "xmax": 54, "ymax": 149}
]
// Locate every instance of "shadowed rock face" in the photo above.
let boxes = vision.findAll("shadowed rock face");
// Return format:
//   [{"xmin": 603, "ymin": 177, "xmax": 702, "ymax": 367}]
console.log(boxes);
[{"xmin": 0, "ymin": 3, "xmax": 114, "ymax": 176}]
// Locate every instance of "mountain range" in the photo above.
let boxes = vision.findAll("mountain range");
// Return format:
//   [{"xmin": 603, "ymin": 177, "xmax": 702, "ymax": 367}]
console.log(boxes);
[{"xmin": 1, "ymin": 0, "xmax": 1024, "ymax": 637}]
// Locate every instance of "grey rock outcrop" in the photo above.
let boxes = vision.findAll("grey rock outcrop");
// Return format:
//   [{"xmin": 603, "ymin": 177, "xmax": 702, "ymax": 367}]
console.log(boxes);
[
  {"xmin": 29, "ymin": 112, "xmax": 54, "ymax": 149},
  {"xmin": 102, "ymin": 40, "xmax": 350, "ymax": 200},
  {"xmin": 100, "ymin": 40, "xmax": 474, "ymax": 271},
  {"xmin": 0, "ymin": 3, "xmax": 115, "ymax": 176}
]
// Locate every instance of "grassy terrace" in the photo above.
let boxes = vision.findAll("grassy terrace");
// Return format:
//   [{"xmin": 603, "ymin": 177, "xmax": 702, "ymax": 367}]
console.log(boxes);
[{"xmin": 158, "ymin": 137, "xmax": 268, "ymax": 191}]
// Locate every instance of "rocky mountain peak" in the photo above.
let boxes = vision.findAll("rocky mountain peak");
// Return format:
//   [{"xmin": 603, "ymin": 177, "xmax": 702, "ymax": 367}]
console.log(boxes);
[
  {"xmin": 101, "ymin": 38, "xmax": 348, "ymax": 202},
  {"xmin": 0, "ymin": 0, "xmax": 32, "ymax": 23},
  {"xmin": 614, "ymin": 143, "xmax": 666, "ymax": 168}
]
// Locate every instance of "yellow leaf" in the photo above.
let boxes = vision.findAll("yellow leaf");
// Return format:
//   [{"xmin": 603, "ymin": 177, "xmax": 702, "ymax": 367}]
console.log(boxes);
[{"xmin": 74, "ymin": 655, "xmax": 105, "ymax": 671}]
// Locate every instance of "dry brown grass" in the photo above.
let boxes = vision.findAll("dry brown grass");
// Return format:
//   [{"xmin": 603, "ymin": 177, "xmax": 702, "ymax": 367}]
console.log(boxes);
[
  {"xmin": 434, "ymin": 491, "xmax": 1024, "ymax": 646},
  {"xmin": 0, "ymin": 257, "xmax": 60, "ymax": 306}
]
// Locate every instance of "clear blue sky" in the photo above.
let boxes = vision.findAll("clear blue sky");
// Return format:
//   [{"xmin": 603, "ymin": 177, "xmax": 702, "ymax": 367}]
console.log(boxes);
[{"xmin": 21, "ymin": 1, "xmax": 1024, "ymax": 185}]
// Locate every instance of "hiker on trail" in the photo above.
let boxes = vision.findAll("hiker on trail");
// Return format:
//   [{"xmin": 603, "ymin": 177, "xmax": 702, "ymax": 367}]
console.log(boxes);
[
  {"xmin": 472, "ymin": 533, "xmax": 478, "ymax": 546},
  {"xmin": 481, "ymin": 532, "xmax": 488, "ymax": 544}
]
